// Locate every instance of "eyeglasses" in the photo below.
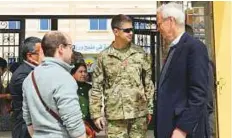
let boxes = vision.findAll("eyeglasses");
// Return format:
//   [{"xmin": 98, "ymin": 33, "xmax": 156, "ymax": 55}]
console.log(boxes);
[
  {"xmin": 28, "ymin": 52, "xmax": 39, "ymax": 56},
  {"xmin": 115, "ymin": 27, "xmax": 134, "ymax": 33},
  {"xmin": 63, "ymin": 43, "xmax": 75, "ymax": 50}
]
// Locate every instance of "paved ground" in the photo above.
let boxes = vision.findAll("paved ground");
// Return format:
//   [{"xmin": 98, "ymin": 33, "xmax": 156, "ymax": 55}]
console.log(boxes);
[{"xmin": 0, "ymin": 130, "xmax": 154, "ymax": 138}]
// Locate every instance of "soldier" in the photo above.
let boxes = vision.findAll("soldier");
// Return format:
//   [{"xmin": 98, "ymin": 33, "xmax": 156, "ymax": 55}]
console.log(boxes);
[{"xmin": 89, "ymin": 14, "xmax": 154, "ymax": 138}]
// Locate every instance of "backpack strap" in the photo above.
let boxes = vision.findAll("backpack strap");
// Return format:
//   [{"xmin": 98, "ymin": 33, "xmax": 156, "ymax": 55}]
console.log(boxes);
[{"xmin": 31, "ymin": 71, "xmax": 64, "ymax": 125}]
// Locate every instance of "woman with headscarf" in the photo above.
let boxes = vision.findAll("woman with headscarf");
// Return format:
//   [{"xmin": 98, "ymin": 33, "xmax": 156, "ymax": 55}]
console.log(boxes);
[{"xmin": 71, "ymin": 63, "xmax": 100, "ymax": 138}]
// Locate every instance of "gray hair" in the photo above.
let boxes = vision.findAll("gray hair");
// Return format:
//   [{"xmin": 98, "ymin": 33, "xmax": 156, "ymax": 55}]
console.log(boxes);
[
  {"xmin": 22, "ymin": 37, "xmax": 41, "ymax": 60},
  {"xmin": 157, "ymin": 2, "xmax": 185, "ymax": 27}
]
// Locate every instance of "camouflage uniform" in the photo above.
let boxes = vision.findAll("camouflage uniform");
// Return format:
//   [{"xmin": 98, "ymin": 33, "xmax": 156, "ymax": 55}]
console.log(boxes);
[
  {"xmin": 107, "ymin": 116, "xmax": 147, "ymax": 138},
  {"xmin": 89, "ymin": 42, "xmax": 154, "ymax": 137}
]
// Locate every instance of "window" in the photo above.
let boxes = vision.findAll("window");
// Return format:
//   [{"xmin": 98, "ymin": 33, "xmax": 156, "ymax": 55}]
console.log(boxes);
[
  {"xmin": 90, "ymin": 19, "xmax": 107, "ymax": 30},
  {"xmin": 8, "ymin": 21, "xmax": 20, "ymax": 29},
  {"xmin": 134, "ymin": 22, "xmax": 146, "ymax": 29},
  {"xmin": 40, "ymin": 19, "xmax": 51, "ymax": 31}
]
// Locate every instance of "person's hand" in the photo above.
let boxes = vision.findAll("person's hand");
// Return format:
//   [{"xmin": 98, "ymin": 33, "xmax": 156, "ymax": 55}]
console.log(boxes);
[
  {"xmin": 0, "ymin": 94, "xmax": 11, "ymax": 100},
  {"xmin": 6, "ymin": 94, "xmax": 12, "ymax": 100},
  {"xmin": 85, "ymin": 122, "xmax": 96, "ymax": 138},
  {"xmin": 147, "ymin": 114, "xmax": 152, "ymax": 124},
  {"xmin": 94, "ymin": 117, "xmax": 105, "ymax": 130},
  {"xmin": 171, "ymin": 128, "xmax": 187, "ymax": 138}
]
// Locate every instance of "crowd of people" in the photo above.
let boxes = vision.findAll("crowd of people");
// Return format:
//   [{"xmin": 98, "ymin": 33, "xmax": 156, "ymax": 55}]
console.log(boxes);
[{"xmin": 0, "ymin": 2, "xmax": 216, "ymax": 138}]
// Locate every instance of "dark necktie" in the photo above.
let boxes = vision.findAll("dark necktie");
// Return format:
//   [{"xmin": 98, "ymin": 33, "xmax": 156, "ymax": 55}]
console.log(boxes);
[
  {"xmin": 159, "ymin": 46, "xmax": 176, "ymax": 88},
  {"xmin": 164, "ymin": 46, "xmax": 175, "ymax": 64}
]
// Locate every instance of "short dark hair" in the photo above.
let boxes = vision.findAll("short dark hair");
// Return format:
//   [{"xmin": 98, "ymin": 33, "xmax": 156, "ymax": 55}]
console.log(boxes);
[
  {"xmin": 41, "ymin": 31, "xmax": 69, "ymax": 57},
  {"xmin": 111, "ymin": 14, "xmax": 132, "ymax": 30},
  {"xmin": 70, "ymin": 63, "xmax": 87, "ymax": 75},
  {"xmin": 0, "ymin": 57, "xmax": 7, "ymax": 69},
  {"xmin": 71, "ymin": 51, "xmax": 85, "ymax": 65},
  {"xmin": 22, "ymin": 37, "xmax": 41, "ymax": 60}
]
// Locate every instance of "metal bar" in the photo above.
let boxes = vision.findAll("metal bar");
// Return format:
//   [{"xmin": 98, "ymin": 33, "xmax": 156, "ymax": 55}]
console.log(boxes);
[
  {"xmin": 51, "ymin": 18, "xmax": 58, "ymax": 30},
  {"xmin": 7, "ymin": 32, "xmax": 10, "ymax": 61},
  {"xmin": 134, "ymin": 30, "xmax": 157, "ymax": 35},
  {"xmin": 0, "ymin": 29, "xmax": 22, "ymax": 33},
  {"xmin": 1, "ymin": 33, "xmax": 4, "ymax": 57},
  {"xmin": 13, "ymin": 32, "xmax": 16, "ymax": 62},
  {"xmin": 150, "ymin": 33, "xmax": 155, "ymax": 83},
  {"xmin": 133, "ymin": 19, "xmax": 156, "ymax": 24},
  {"xmin": 0, "ymin": 15, "xmax": 156, "ymax": 20},
  {"xmin": 18, "ymin": 19, "xmax": 25, "ymax": 62},
  {"xmin": 156, "ymin": 32, "xmax": 161, "ymax": 86}
]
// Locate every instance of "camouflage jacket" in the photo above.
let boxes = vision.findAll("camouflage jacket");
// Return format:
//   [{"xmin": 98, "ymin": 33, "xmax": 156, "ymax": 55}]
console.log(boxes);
[{"xmin": 89, "ymin": 43, "xmax": 154, "ymax": 120}]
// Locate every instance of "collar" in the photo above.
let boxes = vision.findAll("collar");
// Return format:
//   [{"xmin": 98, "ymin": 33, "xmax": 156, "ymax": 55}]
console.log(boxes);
[
  {"xmin": 107, "ymin": 41, "xmax": 140, "ymax": 58},
  {"xmin": 77, "ymin": 81, "xmax": 87, "ymax": 86},
  {"xmin": 42, "ymin": 57, "xmax": 74, "ymax": 72},
  {"xmin": 169, "ymin": 31, "xmax": 184, "ymax": 48},
  {"xmin": 23, "ymin": 60, "xmax": 36, "ymax": 68}
]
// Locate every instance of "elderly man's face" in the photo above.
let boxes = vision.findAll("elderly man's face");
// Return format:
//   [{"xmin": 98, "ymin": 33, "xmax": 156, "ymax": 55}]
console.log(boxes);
[{"xmin": 157, "ymin": 12, "xmax": 173, "ymax": 42}]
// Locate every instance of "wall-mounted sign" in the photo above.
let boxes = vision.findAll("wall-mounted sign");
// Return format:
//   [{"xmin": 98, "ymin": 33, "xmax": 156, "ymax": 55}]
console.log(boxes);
[{"xmin": 73, "ymin": 41, "xmax": 110, "ymax": 54}]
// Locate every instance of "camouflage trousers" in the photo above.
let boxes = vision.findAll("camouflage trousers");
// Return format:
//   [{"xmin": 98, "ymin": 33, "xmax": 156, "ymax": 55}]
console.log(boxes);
[{"xmin": 106, "ymin": 116, "xmax": 147, "ymax": 138}]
